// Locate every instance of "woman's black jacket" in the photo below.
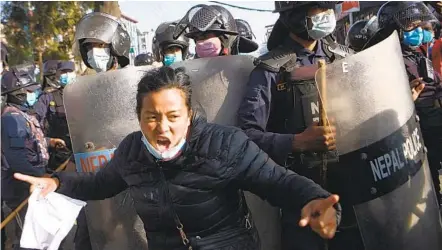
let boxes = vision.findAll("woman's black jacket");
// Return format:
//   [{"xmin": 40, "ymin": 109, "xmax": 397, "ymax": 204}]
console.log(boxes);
[{"xmin": 56, "ymin": 114, "xmax": 337, "ymax": 249}]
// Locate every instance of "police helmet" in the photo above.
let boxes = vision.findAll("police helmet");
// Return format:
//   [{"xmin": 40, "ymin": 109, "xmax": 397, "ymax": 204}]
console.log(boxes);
[
  {"xmin": 346, "ymin": 16, "xmax": 379, "ymax": 52},
  {"xmin": 1, "ymin": 67, "xmax": 39, "ymax": 105},
  {"xmin": 234, "ymin": 19, "xmax": 259, "ymax": 54},
  {"xmin": 58, "ymin": 61, "xmax": 75, "ymax": 73},
  {"xmin": 174, "ymin": 4, "xmax": 240, "ymax": 55},
  {"xmin": 73, "ymin": 12, "xmax": 131, "ymax": 69},
  {"xmin": 43, "ymin": 60, "xmax": 59, "ymax": 76},
  {"xmin": 273, "ymin": 1, "xmax": 338, "ymax": 13},
  {"xmin": 153, "ymin": 21, "xmax": 190, "ymax": 62},
  {"xmin": 134, "ymin": 53, "xmax": 154, "ymax": 66},
  {"xmin": 236, "ymin": 19, "xmax": 254, "ymax": 40},
  {"xmin": 378, "ymin": 1, "xmax": 438, "ymax": 31},
  {"xmin": 268, "ymin": 1, "xmax": 341, "ymax": 50},
  {"xmin": 366, "ymin": 1, "xmax": 439, "ymax": 49}
]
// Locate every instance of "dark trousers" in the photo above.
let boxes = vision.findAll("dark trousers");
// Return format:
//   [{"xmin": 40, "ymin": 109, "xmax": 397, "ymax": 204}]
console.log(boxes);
[
  {"xmin": 74, "ymin": 208, "xmax": 93, "ymax": 250},
  {"xmin": 2, "ymin": 200, "xmax": 29, "ymax": 250},
  {"xmin": 422, "ymin": 128, "xmax": 442, "ymax": 205},
  {"xmin": 281, "ymin": 210, "xmax": 364, "ymax": 250}
]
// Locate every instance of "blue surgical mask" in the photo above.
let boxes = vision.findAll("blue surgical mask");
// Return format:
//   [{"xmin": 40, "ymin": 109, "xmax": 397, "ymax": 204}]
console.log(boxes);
[
  {"xmin": 59, "ymin": 72, "xmax": 76, "ymax": 87},
  {"xmin": 403, "ymin": 27, "xmax": 424, "ymax": 47},
  {"xmin": 141, "ymin": 133, "xmax": 186, "ymax": 160},
  {"xmin": 163, "ymin": 53, "xmax": 183, "ymax": 66},
  {"xmin": 422, "ymin": 29, "xmax": 434, "ymax": 44},
  {"xmin": 26, "ymin": 92, "xmax": 37, "ymax": 107},
  {"xmin": 34, "ymin": 88, "xmax": 42, "ymax": 98}
]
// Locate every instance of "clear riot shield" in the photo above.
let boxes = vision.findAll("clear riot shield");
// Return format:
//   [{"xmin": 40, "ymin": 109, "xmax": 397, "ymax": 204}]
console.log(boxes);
[
  {"xmin": 315, "ymin": 31, "xmax": 442, "ymax": 250},
  {"xmin": 172, "ymin": 55, "xmax": 282, "ymax": 250},
  {"xmin": 63, "ymin": 66, "xmax": 153, "ymax": 250}
]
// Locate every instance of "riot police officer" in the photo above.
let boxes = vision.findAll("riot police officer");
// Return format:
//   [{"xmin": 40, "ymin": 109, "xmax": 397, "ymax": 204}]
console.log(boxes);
[
  {"xmin": 1, "ymin": 69, "xmax": 65, "ymax": 250},
  {"xmin": 69, "ymin": 12, "xmax": 131, "ymax": 250},
  {"xmin": 346, "ymin": 16, "xmax": 379, "ymax": 52},
  {"xmin": 42, "ymin": 60, "xmax": 60, "ymax": 90},
  {"xmin": 134, "ymin": 52, "xmax": 154, "ymax": 66},
  {"xmin": 1, "ymin": 43, "xmax": 9, "ymax": 249},
  {"xmin": 34, "ymin": 61, "xmax": 76, "ymax": 170},
  {"xmin": 238, "ymin": 2, "xmax": 356, "ymax": 250},
  {"xmin": 10, "ymin": 63, "xmax": 42, "ymax": 106},
  {"xmin": 373, "ymin": 1, "xmax": 442, "ymax": 206},
  {"xmin": 74, "ymin": 12, "xmax": 131, "ymax": 73},
  {"xmin": 174, "ymin": 4, "xmax": 258, "ymax": 57},
  {"xmin": 152, "ymin": 21, "xmax": 190, "ymax": 66}
]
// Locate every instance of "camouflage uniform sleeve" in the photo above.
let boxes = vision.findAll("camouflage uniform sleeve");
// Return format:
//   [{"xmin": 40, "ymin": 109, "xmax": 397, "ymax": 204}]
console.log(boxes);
[{"xmin": 1, "ymin": 113, "xmax": 46, "ymax": 177}]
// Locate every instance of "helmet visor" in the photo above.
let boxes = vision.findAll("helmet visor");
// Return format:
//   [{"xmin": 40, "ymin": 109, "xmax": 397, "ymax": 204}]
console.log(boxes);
[{"xmin": 393, "ymin": 2, "xmax": 438, "ymax": 31}]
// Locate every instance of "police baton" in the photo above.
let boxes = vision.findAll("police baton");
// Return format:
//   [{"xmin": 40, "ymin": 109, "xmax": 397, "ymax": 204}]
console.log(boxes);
[
  {"xmin": 317, "ymin": 59, "xmax": 328, "ymax": 188},
  {"xmin": 0, "ymin": 157, "xmax": 71, "ymax": 230},
  {"xmin": 317, "ymin": 59, "xmax": 330, "ymax": 250}
]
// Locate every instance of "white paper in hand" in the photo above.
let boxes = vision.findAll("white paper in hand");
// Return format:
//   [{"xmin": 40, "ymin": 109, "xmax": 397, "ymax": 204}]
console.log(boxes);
[{"xmin": 20, "ymin": 187, "xmax": 86, "ymax": 250}]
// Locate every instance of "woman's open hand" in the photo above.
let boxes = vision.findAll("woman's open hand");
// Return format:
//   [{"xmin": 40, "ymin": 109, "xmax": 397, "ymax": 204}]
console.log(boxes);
[
  {"xmin": 299, "ymin": 194, "xmax": 340, "ymax": 239},
  {"xmin": 14, "ymin": 173, "xmax": 59, "ymax": 197}
]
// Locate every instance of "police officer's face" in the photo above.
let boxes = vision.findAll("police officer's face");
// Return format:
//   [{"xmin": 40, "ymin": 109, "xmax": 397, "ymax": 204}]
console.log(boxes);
[
  {"xmin": 306, "ymin": 8, "xmax": 333, "ymax": 29},
  {"xmin": 163, "ymin": 46, "xmax": 182, "ymax": 56},
  {"xmin": 194, "ymin": 32, "xmax": 217, "ymax": 42},
  {"xmin": 84, "ymin": 42, "xmax": 110, "ymax": 50},
  {"xmin": 139, "ymin": 88, "xmax": 191, "ymax": 152}
]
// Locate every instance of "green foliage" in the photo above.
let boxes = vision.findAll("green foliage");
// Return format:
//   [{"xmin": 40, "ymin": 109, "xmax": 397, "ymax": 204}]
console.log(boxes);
[{"xmin": 1, "ymin": 1, "xmax": 95, "ymax": 65}]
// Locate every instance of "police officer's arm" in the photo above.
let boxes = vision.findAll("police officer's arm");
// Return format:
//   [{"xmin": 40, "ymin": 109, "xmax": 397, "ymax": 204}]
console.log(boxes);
[
  {"xmin": 237, "ymin": 68, "xmax": 294, "ymax": 165},
  {"xmin": 229, "ymin": 130, "xmax": 339, "ymax": 214},
  {"xmin": 33, "ymin": 93, "xmax": 49, "ymax": 126},
  {"xmin": 54, "ymin": 141, "xmax": 128, "ymax": 201},
  {"xmin": 1, "ymin": 114, "xmax": 46, "ymax": 177}
]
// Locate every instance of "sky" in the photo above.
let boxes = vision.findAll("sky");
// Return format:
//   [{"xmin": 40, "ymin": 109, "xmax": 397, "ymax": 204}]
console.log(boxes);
[{"xmin": 118, "ymin": 1, "xmax": 278, "ymax": 45}]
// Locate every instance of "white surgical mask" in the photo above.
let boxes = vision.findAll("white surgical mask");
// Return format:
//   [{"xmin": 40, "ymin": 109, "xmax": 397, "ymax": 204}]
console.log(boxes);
[
  {"xmin": 307, "ymin": 11, "xmax": 337, "ymax": 40},
  {"xmin": 141, "ymin": 132, "xmax": 186, "ymax": 161},
  {"xmin": 87, "ymin": 48, "xmax": 111, "ymax": 73}
]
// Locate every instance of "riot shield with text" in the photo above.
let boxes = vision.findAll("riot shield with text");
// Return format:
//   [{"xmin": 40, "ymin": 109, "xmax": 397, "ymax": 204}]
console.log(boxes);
[
  {"xmin": 315, "ymin": 31, "xmax": 442, "ymax": 250},
  {"xmin": 64, "ymin": 66, "xmax": 153, "ymax": 250},
  {"xmin": 64, "ymin": 57, "xmax": 282, "ymax": 250}
]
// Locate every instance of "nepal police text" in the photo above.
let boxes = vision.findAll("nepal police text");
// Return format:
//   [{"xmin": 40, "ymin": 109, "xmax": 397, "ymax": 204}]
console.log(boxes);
[{"xmin": 370, "ymin": 127, "xmax": 423, "ymax": 182}]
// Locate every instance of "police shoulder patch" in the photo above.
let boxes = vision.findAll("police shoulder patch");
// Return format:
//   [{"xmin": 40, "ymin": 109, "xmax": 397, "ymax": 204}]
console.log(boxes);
[{"xmin": 276, "ymin": 80, "xmax": 287, "ymax": 91}]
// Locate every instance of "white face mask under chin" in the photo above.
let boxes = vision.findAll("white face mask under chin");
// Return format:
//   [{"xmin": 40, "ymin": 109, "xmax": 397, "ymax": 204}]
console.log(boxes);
[
  {"xmin": 87, "ymin": 48, "xmax": 111, "ymax": 73},
  {"xmin": 141, "ymin": 132, "xmax": 186, "ymax": 161},
  {"xmin": 307, "ymin": 11, "xmax": 337, "ymax": 40}
]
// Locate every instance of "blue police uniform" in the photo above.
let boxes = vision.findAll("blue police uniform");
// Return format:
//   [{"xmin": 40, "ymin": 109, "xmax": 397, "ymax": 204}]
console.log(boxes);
[
  {"xmin": 238, "ymin": 38, "xmax": 327, "ymax": 165},
  {"xmin": 34, "ymin": 61, "xmax": 74, "ymax": 170},
  {"xmin": 238, "ymin": 36, "xmax": 360, "ymax": 250},
  {"xmin": 1, "ymin": 68, "xmax": 50, "ymax": 250},
  {"xmin": 2, "ymin": 104, "xmax": 49, "ymax": 199},
  {"xmin": 1, "ymin": 103, "xmax": 50, "ymax": 250}
]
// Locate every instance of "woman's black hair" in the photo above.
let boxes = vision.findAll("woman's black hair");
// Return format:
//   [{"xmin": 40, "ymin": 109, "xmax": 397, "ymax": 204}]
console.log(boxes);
[{"xmin": 136, "ymin": 66, "xmax": 192, "ymax": 120}]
